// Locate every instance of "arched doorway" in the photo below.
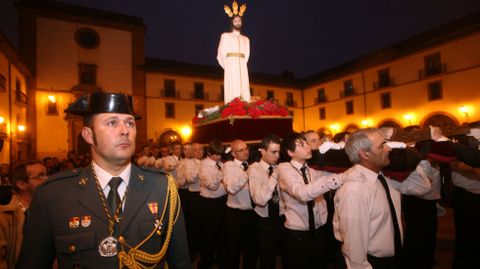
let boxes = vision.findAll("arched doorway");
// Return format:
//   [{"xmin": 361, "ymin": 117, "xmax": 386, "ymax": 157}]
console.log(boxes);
[
  {"xmin": 378, "ymin": 119, "xmax": 402, "ymax": 129},
  {"xmin": 422, "ymin": 113, "xmax": 458, "ymax": 129},
  {"xmin": 158, "ymin": 130, "xmax": 182, "ymax": 146},
  {"xmin": 343, "ymin": 124, "xmax": 359, "ymax": 133}
]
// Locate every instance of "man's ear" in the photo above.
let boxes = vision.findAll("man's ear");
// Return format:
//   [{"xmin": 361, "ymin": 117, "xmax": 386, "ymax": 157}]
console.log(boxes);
[
  {"xmin": 287, "ymin": 149, "xmax": 295, "ymax": 158},
  {"xmin": 359, "ymin": 149, "xmax": 370, "ymax": 161},
  {"xmin": 82, "ymin": 126, "xmax": 94, "ymax": 146},
  {"xmin": 16, "ymin": 180, "xmax": 28, "ymax": 191}
]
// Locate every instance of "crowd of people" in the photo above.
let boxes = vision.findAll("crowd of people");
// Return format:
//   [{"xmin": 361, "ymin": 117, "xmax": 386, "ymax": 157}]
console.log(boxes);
[{"xmin": 1, "ymin": 91, "xmax": 479, "ymax": 269}]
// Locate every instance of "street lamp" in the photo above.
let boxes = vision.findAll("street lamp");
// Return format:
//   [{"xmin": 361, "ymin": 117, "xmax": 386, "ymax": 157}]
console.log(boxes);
[
  {"xmin": 459, "ymin": 105, "xmax": 469, "ymax": 122},
  {"xmin": 403, "ymin": 113, "xmax": 413, "ymax": 126}
]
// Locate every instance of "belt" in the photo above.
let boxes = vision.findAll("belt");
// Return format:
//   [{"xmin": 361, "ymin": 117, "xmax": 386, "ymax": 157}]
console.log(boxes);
[{"xmin": 226, "ymin": 52, "xmax": 245, "ymax": 58}]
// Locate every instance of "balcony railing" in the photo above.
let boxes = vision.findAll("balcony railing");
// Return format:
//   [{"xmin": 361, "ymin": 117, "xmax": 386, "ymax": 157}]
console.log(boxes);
[
  {"xmin": 161, "ymin": 88, "xmax": 180, "ymax": 98},
  {"xmin": 340, "ymin": 88, "xmax": 355, "ymax": 98},
  {"xmin": 373, "ymin": 77, "xmax": 394, "ymax": 89},
  {"xmin": 418, "ymin": 63, "xmax": 447, "ymax": 79},
  {"xmin": 315, "ymin": 96, "xmax": 327, "ymax": 103},
  {"xmin": 285, "ymin": 100, "xmax": 297, "ymax": 107},
  {"xmin": 191, "ymin": 92, "xmax": 210, "ymax": 101},
  {"xmin": 15, "ymin": 89, "xmax": 28, "ymax": 106}
]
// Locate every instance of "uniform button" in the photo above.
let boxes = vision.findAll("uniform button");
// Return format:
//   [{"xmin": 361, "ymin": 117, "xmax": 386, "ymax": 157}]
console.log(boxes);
[{"xmin": 69, "ymin": 244, "xmax": 76, "ymax": 252}]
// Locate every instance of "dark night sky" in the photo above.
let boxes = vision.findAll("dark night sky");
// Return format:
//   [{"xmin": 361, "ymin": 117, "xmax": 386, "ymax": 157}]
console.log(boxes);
[{"xmin": 1, "ymin": 0, "xmax": 480, "ymax": 78}]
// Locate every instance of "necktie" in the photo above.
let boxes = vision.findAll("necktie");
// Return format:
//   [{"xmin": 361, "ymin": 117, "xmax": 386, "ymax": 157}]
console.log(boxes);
[
  {"xmin": 241, "ymin": 162, "xmax": 249, "ymax": 171},
  {"xmin": 300, "ymin": 166, "xmax": 315, "ymax": 233},
  {"xmin": 377, "ymin": 174, "xmax": 402, "ymax": 258},
  {"xmin": 107, "ymin": 177, "xmax": 123, "ymax": 216},
  {"xmin": 242, "ymin": 162, "xmax": 256, "ymax": 209},
  {"xmin": 267, "ymin": 165, "xmax": 280, "ymax": 219}
]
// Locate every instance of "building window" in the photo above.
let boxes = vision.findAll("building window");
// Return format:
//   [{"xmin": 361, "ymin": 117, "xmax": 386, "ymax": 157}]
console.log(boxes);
[
  {"xmin": 75, "ymin": 27, "xmax": 100, "ymax": 49},
  {"xmin": 346, "ymin": 100, "xmax": 354, "ymax": 115},
  {"xmin": 428, "ymin": 81, "xmax": 443, "ymax": 101},
  {"xmin": 195, "ymin": 104, "xmax": 204, "ymax": 115},
  {"xmin": 425, "ymin": 53, "xmax": 443, "ymax": 76},
  {"xmin": 164, "ymin": 79, "xmax": 176, "ymax": 98},
  {"xmin": 319, "ymin": 107, "xmax": 326, "ymax": 120},
  {"xmin": 0, "ymin": 74, "xmax": 6, "ymax": 91},
  {"xmin": 289, "ymin": 110, "xmax": 294, "ymax": 117},
  {"xmin": 78, "ymin": 63, "xmax": 97, "ymax": 85},
  {"xmin": 267, "ymin": 90, "xmax": 275, "ymax": 100},
  {"xmin": 165, "ymin": 102, "xmax": 175, "ymax": 118},
  {"xmin": 46, "ymin": 98, "xmax": 58, "ymax": 115},
  {"xmin": 342, "ymin": 80, "xmax": 354, "ymax": 97},
  {"xmin": 378, "ymin": 69, "xmax": 391, "ymax": 88},
  {"xmin": 316, "ymin": 88, "xmax": 326, "ymax": 103},
  {"xmin": 194, "ymin": 82, "xmax": 205, "ymax": 99},
  {"xmin": 286, "ymin": 92, "xmax": 294, "ymax": 106},
  {"xmin": 380, "ymin": 92, "xmax": 391, "ymax": 109}
]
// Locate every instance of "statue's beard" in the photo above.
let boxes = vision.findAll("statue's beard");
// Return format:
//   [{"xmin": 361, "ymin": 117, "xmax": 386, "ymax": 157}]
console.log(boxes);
[{"xmin": 233, "ymin": 24, "xmax": 242, "ymax": 31}]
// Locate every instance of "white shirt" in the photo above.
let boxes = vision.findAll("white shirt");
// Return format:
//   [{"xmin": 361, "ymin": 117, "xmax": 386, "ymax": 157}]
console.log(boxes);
[
  {"xmin": 278, "ymin": 160, "xmax": 342, "ymax": 231},
  {"xmin": 223, "ymin": 159, "xmax": 253, "ymax": 210},
  {"xmin": 453, "ymin": 170, "xmax": 480, "ymax": 194},
  {"xmin": 199, "ymin": 157, "xmax": 227, "ymax": 198},
  {"xmin": 248, "ymin": 160, "xmax": 285, "ymax": 218},
  {"xmin": 390, "ymin": 160, "xmax": 439, "ymax": 200},
  {"xmin": 333, "ymin": 164, "xmax": 404, "ymax": 269},
  {"xmin": 137, "ymin": 155, "xmax": 156, "ymax": 167},
  {"xmin": 93, "ymin": 161, "xmax": 131, "ymax": 204},
  {"xmin": 185, "ymin": 158, "xmax": 202, "ymax": 192},
  {"xmin": 176, "ymin": 158, "xmax": 191, "ymax": 189}
]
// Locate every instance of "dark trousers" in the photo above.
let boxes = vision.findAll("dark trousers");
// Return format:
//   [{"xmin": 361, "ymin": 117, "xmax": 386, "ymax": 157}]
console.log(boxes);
[
  {"xmin": 367, "ymin": 255, "xmax": 397, "ymax": 269},
  {"xmin": 401, "ymin": 195, "xmax": 438, "ymax": 269},
  {"xmin": 198, "ymin": 195, "xmax": 227, "ymax": 269},
  {"xmin": 257, "ymin": 216, "xmax": 287, "ymax": 269},
  {"xmin": 452, "ymin": 186, "xmax": 480, "ymax": 269},
  {"xmin": 186, "ymin": 191, "xmax": 202, "ymax": 261},
  {"xmin": 284, "ymin": 225, "xmax": 328, "ymax": 269},
  {"xmin": 221, "ymin": 207, "xmax": 259, "ymax": 269}
]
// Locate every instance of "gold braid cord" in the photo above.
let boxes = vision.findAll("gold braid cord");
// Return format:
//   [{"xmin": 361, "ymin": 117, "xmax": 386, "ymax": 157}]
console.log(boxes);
[{"xmin": 118, "ymin": 174, "xmax": 181, "ymax": 269}]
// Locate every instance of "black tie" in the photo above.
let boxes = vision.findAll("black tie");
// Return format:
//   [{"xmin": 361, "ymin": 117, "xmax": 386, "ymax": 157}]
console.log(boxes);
[
  {"xmin": 377, "ymin": 174, "xmax": 402, "ymax": 258},
  {"xmin": 242, "ymin": 162, "xmax": 256, "ymax": 209},
  {"xmin": 300, "ymin": 166, "xmax": 315, "ymax": 233},
  {"xmin": 267, "ymin": 165, "xmax": 280, "ymax": 219},
  {"xmin": 107, "ymin": 177, "xmax": 123, "ymax": 216}
]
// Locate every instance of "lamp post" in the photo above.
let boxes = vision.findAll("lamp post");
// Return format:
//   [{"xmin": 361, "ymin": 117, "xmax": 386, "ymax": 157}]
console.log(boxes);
[{"xmin": 459, "ymin": 105, "xmax": 469, "ymax": 122}]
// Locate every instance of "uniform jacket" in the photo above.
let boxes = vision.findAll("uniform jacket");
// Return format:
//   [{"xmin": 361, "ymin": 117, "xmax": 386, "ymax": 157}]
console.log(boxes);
[{"xmin": 17, "ymin": 164, "xmax": 190, "ymax": 269}]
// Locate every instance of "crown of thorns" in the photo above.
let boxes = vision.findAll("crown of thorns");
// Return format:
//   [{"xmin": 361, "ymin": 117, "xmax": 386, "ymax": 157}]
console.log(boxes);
[{"xmin": 224, "ymin": 1, "xmax": 246, "ymax": 18}]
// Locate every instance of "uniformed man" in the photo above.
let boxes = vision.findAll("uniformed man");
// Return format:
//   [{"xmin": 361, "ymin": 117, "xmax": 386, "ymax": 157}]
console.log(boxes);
[{"xmin": 17, "ymin": 92, "xmax": 190, "ymax": 268}]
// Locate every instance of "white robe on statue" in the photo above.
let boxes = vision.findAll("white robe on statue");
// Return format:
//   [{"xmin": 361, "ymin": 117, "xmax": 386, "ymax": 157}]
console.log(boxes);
[{"xmin": 217, "ymin": 31, "xmax": 251, "ymax": 104}]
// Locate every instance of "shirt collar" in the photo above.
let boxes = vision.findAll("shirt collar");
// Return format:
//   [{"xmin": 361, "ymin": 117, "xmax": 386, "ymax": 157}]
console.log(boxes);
[
  {"xmin": 234, "ymin": 158, "xmax": 246, "ymax": 167},
  {"xmin": 290, "ymin": 159, "xmax": 307, "ymax": 170},
  {"xmin": 259, "ymin": 159, "xmax": 275, "ymax": 171},
  {"xmin": 354, "ymin": 164, "xmax": 380, "ymax": 184},
  {"xmin": 92, "ymin": 161, "xmax": 131, "ymax": 190}
]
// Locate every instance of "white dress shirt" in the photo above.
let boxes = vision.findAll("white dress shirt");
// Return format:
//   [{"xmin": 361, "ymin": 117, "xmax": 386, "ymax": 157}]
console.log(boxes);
[
  {"xmin": 453, "ymin": 170, "xmax": 480, "ymax": 194},
  {"xmin": 175, "ymin": 158, "xmax": 191, "ymax": 189},
  {"xmin": 184, "ymin": 158, "xmax": 201, "ymax": 192},
  {"xmin": 199, "ymin": 157, "xmax": 227, "ymax": 198},
  {"xmin": 223, "ymin": 159, "xmax": 253, "ymax": 210},
  {"xmin": 248, "ymin": 160, "xmax": 285, "ymax": 218},
  {"xmin": 333, "ymin": 164, "xmax": 407, "ymax": 269},
  {"xmin": 278, "ymin": 160, "xmax": 342, "ymax": 231},
  {"xmin": 93, "ymin": 161, "xmax": 131, "ymax": 205},
  {"xmin": 390, "ymin": 160, "xmax": 439, "ymax": 200}
]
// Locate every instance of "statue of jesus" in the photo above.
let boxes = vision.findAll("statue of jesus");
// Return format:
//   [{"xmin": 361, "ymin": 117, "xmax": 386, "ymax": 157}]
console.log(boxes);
[{"xmin": 217, "ymin": 1, "xmax": 251, "ymax": 104}]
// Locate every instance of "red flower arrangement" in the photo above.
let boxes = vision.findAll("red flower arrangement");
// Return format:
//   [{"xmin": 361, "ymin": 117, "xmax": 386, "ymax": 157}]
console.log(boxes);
[{"xmin": 193, "ymin": 98, "xmax": 290, "ymax": 125}]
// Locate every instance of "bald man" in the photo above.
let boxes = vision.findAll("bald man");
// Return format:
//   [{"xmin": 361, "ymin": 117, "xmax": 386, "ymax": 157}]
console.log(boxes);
[{"xmin": 222, "ymin": 139, "xmax": 258, "ymax": 269}]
